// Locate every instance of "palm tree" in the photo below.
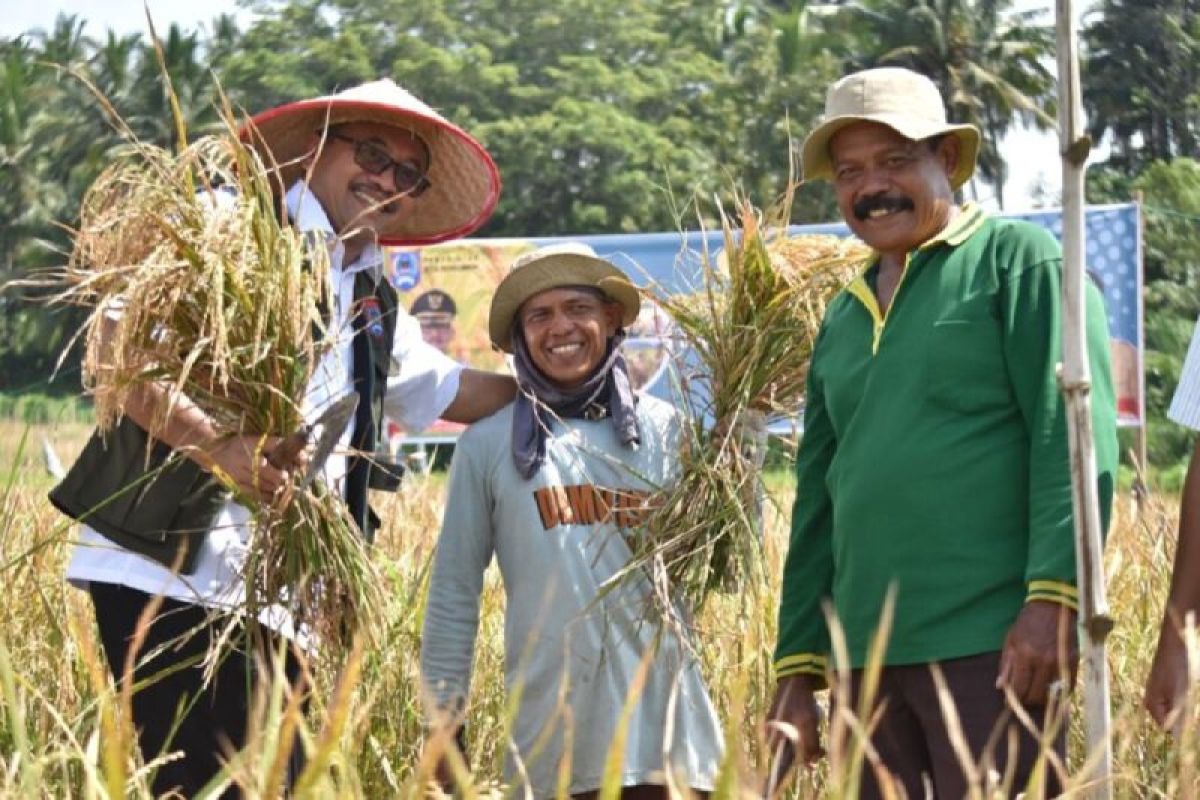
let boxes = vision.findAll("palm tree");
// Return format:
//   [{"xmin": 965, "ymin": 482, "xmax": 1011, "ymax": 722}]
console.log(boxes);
[
  {"xmin": 0, "ymin": 36, "xmax": 53, "ymax": 275},
  {"xmin": 129, "ymin": 23, "xmax": 222, "ymax": 147},
  {"xmin": 33, "ymin": 13, "xmax": 90, "ymax": 69},
  {"xmin": 1083, "ymin": 0, "xmax": 1200, "ymax": 173},
  {"xmin": 0, "ymin": 33, "xmax": 84, "ymax": 391},
  {"xmin": 91, "ymin": 30, "xmax": 142, "ymax": 107}
]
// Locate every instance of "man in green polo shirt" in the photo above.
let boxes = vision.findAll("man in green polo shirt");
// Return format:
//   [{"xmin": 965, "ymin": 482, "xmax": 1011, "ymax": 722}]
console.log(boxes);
[{"xmin": 765, "ymin": 67, "xmax": 1118, "ymax": 797}]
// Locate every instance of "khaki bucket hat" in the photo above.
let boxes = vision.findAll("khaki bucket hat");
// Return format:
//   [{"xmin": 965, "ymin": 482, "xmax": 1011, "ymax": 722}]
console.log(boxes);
[
  {"xmin": 489, "ymin": 243, "xmax": 641, "ymax": 354},
  {"xmin": 241, "ymin": 78, "xmax": 501, "ymax": 246},
  {"xmin": 800, "ymin": 67, "xmax": 981, "ymax": 190}
]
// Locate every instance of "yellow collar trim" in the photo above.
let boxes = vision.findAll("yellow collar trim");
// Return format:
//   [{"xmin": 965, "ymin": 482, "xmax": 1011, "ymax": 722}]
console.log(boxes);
[{"xmin": 922, "ymin": 202, "xmax": 987, "ymax": 249}]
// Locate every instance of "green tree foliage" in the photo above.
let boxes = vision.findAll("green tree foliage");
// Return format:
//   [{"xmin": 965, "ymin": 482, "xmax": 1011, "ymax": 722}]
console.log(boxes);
[
  {"xmin": 221, "ymin": 0, "xmax": 829, "ymax": 234},
  {"xmin": 1083, "ymin": 0, "xmax": 1200, "ymax": 174},
  {"xmin": 0, "ymin": 14, "xmax": 225, "ymax": 391},
  {"xmin": 1083, "ymin": 3, "xmax": 1200, "ymax": 468},
  {"xmin": 718, "ymin": 0, "xmax": 843, "ymax": 222}
]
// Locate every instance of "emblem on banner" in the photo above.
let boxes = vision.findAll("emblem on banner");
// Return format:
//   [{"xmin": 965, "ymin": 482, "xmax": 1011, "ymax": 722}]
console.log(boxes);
[{"xmin": 390, "ymin": 251, "xmax": 422, "ymax": 291}]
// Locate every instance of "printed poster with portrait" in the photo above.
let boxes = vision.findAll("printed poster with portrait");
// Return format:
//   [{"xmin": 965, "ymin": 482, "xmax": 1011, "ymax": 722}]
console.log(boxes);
[{"xmin": 384, "ymin": 240, "xmax": 530, "ymax": 439}]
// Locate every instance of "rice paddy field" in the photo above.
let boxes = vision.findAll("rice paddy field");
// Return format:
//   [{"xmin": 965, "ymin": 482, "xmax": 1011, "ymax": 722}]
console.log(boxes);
[{"xmin": 1, "ymin": 416, "xmax": 1198, "ymax": 798}]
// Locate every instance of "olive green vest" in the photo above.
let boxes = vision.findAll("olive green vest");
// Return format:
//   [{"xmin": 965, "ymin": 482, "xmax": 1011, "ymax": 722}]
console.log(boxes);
[{"xmin": 50, "ymin": 271, "xmax": 401, "ymax": 574}]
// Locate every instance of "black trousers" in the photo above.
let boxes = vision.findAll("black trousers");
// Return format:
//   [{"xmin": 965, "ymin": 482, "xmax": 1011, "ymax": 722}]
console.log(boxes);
[
  {"xmin": 88, "ymin": 582, "xmax": 305, "ymax": 799},
  {"xmin": 848, "ymin": 651, "xmax": 1067, "ymax": 799}
]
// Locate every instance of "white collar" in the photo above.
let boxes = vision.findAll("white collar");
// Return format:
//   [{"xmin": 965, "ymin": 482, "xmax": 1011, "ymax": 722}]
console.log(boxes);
[{"xmin": 284, "ymin": 181, "xmax": 381, "ymax": 275}]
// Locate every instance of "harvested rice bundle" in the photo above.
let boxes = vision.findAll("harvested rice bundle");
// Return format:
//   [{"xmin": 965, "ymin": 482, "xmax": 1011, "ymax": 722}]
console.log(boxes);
[
  {"xmin": 622, "ymin": 190, "xmax": 869, "ymax": 619},
  {"xmin": 53, "ymin": 115, "xmax": 382, "ymax": 654}
]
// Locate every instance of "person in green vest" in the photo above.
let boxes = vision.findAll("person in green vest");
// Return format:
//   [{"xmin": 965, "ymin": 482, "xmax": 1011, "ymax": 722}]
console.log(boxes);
[
  {"xmin": 51, "ymin": 79, "xmax": 515, "ymax": 799},
  {"xmin": 765, "ymin": 67, "xmax": 1119, "ymax": 797}
]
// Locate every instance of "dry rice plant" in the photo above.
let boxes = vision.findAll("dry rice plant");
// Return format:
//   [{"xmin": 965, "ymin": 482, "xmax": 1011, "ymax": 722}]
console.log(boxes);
[
  {"xmin": 618, "ymin": 186, "xmax": 868, "ymax": 620},
  {"xmin": 37, "ymin": 77, "xmax": 383, "ymax": 657},
  {"xmin": 4, "ymin": 418, "xmax": 1200, "ymax": 796}
]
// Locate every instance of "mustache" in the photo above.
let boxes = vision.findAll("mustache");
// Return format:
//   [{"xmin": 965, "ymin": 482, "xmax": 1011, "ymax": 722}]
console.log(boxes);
[
  {"xmin": 853, "ymin": 194, "xmax": 914, "ymax": 221},
  {"xmin": 351, "ymin": 181, "xmax": 401, "ymax": 215}
]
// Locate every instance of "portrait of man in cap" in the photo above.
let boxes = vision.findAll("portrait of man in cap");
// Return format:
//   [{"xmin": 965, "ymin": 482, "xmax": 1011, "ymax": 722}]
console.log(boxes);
[
  {"xmin": 765, "ymin": 66, "xmax": 1119, "ymax": 797},
  {"xmin": 410, "ymin": 287, "xmax": 459, "ymax": 354},
  {"xmin": 52, "ymin": 78, "xmax": 515, "ymax": 798}
]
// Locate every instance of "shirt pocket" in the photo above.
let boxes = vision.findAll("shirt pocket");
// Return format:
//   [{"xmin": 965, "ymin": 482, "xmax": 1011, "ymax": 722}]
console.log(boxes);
[{"xmin": 923, "ymin": 303, "xmax": 1012, "ymax": 413}]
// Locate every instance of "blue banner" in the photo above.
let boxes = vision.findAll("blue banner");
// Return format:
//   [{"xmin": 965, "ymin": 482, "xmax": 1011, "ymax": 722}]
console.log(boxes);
[{"xmin": 386, "ymin": 202, "xmax": 1143, "ymax": 442}]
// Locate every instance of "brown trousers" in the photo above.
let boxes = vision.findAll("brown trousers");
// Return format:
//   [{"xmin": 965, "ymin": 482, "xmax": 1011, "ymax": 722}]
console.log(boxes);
[{"xmin": 845, "ymin": 651, "xmax": 1066, "ymax": 799}]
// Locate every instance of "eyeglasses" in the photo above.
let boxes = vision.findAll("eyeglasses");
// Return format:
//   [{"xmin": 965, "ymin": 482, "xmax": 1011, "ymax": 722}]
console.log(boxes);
[{"xmin": 328, "ymin": 131, "xmax": 432, "ymax": 198}]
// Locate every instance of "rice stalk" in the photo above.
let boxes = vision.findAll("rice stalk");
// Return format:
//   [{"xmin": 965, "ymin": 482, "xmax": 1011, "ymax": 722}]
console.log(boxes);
[
  {"xmin": 623, "ymin": 183, "xmax": 869, "ymax": 620},
  {"xmin": 39, "ymin": 81, "xmax": 383, "ymax": 660},
  {"xmin": 3, "ymin": 416, "xmax": 1200, "ymax": 794}
]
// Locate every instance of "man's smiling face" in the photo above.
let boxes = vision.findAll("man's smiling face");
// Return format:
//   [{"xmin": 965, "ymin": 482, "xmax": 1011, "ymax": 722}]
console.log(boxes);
[
  {"xmin": 304, "ymin": 121, "xmax": 429, "ymax": 240},
  {"xmin": 829, "ymin": 121, "xmax": 959, "ymax": 260},
  {"xmin": 518, "ymin": 287, "xmax": 622, "ymax": 389}
]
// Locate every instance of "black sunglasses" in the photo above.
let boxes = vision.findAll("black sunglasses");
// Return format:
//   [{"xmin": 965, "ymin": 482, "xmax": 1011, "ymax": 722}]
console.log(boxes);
[{"xmin": 328, "ymin": 131, "xmax": 432, "ymax": 198}]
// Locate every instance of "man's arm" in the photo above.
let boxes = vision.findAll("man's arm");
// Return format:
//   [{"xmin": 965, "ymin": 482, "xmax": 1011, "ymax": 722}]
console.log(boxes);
[
  {"xmin": 384, "ymin": 312, "xmax": 516, "ymax": 429},
  {"xmin": 441, "ymin": 368, "xmax": 517, "ymax": 424},
  {"xmin": 767, "ymin": 326, "xmax": 836, "ymax": 768},
  {"xmin": 997, "ymin": 234, "xmax": 1119, "ymax": 707},
  {"xmin": 122, "ymin": 382, "xmax": 298, "ymax": 502},
  {"xmin": 1145, "ymin": 437, "xmax": 1200, "ymax": 730},
  {"xmin": 96, "ymin": 317, "xmax": 299, "ymax": 502},
  {"xmin": 419, "ymin": 434, "xmax": 495, "ymax": 778}
]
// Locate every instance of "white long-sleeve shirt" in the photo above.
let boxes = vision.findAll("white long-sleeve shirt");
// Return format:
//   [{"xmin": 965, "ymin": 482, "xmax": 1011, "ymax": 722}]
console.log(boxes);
[
  {"xmin": 421, "ymin": 396, "xmax": 722, "ymax": 797},
  {"xmin": 66, "ymin": 182, "xmax": 463, "ymax": 622},
  {"xmin": 1170, "ymin": 316, "xmax": 1200, "ymax": 431}
]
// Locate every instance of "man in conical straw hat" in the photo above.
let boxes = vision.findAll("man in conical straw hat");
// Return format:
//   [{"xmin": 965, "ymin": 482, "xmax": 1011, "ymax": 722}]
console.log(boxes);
[
  {"xmin": 53, "ymin": 79, "xmax": 515, "ymax": 798},
  {"xmin": 764, "ymin": 67, "xmax": 1118, "ymax": 797},
  {"xmin": 420, "ymin": 243, "xmax": 724, "ymax": 798},
  {"xmin": 244, "ymin": 77, "xmax": 501, "ymax": 254}
]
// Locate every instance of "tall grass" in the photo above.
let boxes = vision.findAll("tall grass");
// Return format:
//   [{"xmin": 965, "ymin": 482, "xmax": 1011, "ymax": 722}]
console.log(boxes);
[
  {"xmin": 0, "ymin": 393, "xmax": 92, "ymax": 426},
  {"xmin": 1, "ymin": 421, "xmax": 1198, "ymax": 797}
]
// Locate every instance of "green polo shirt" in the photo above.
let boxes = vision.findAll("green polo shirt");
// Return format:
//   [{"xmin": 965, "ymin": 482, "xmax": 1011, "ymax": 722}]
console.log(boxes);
[{"xmin": 774, "ymin": 205, "xmax": 1118, "ymax": 677}]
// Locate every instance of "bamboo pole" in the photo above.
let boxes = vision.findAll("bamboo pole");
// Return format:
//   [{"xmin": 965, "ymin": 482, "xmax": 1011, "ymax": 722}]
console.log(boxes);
[
  {"xmin": 1055, "ymin": 1, "xmax": 1114, "ymax": 796},
  {"xmin": 1133, "ymin": 189, "xmax": 1149, "ymax": 516}
]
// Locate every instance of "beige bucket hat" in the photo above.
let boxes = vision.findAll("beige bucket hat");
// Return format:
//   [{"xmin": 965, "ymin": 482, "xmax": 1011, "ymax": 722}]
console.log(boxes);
[
  {"xmin": 489, "ymin": 243, "xmax": 641, "ymax": 353},
  {"xmin": 800, "ymin": 67, "xmax": 981, "ymax": 190},
  {"xmin": 242, "ymin": 78, "xmax": 501, "ymax": 246}
]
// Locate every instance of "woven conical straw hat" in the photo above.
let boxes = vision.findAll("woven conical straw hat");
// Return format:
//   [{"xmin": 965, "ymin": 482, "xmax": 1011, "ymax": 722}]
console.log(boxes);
[{"xmin": 243, "ymin": 79, "xmax": 501, "ymax": 246}]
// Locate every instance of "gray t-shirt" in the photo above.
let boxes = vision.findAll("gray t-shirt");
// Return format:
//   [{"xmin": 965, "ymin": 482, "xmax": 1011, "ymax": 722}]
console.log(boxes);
[{"xmin": 421, "ymin": 395, "xmax": 722, "ymax": 796}]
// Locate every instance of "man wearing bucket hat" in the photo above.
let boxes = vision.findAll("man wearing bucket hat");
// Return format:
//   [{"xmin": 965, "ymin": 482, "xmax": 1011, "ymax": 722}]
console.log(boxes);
[
  {"xmin": 53, "ymin": 79, "xmax": 515, "ymax": 798},
  {"xmin": 420, "ymin": 243, "xmax": 723, "ymax": 798},
  {"xmin": 765, "ymin": 67, "xmax": 1118, "ymax": 796}
]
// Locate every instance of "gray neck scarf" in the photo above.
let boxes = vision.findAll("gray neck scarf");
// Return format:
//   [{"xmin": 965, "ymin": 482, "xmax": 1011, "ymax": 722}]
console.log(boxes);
[{"xmin": 510, "ymin": 326, "xmax": 640, "ymax": 480}]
